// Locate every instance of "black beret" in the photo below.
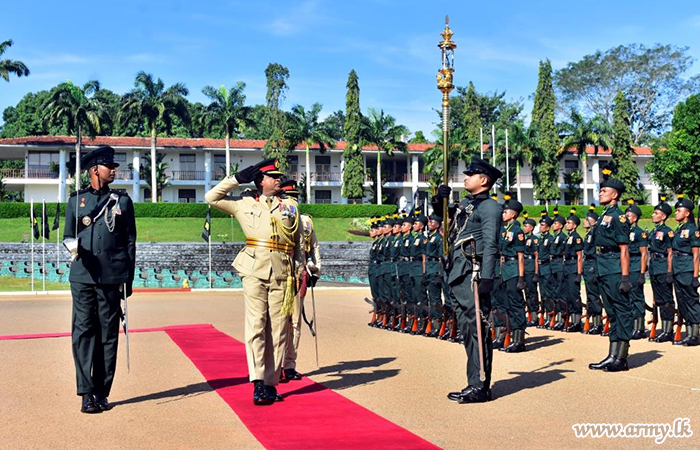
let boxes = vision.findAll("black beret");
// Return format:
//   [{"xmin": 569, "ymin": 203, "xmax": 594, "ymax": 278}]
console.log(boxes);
[
  {"xmin": 463, "ymin": 156, "xmax": 503, "ymax": 181},
  {"xmin": 567, "ymin": 215, "xmax": 581, "ymax": 226},
  {"xmin": 80, "ymin": 146, "xmax": 118, "ymax": 170},
  {"xmin": 429, "ymin": 212, "xmax": 442, "ymax": 223},
  {"xmin": 553, "ymin": 216, "xmax": 566, "ymax": 225},
  {"xmin": 626, "ymin": 204, "xmax": 642, "ymax": 218},
  {"xmin": 675, "ymin": 197, "xmax": 694, "ymax": 210},
  {"xmin": 540, "ymin": 216, "xmax": 554, "ymax": 226},
  {"xmin": 654, "ymin": 202, "xmax": 672, "ymax": 216},
  {"xmin": 599, "ymin": 164, "xmax": 625, "ymax": 193}
]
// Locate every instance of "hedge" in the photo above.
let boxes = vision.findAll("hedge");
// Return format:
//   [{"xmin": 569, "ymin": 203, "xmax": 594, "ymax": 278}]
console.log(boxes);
[
  {"xmin": 521, "ymin": 205, "xmax": 659, "ymax": 220},
  {"xmin": 0, "ymin": 202, "xmax": 397, "ymax": 219}
]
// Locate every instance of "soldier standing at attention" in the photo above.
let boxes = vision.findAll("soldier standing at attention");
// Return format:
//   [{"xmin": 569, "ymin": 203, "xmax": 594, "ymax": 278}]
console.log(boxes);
[
  {"xmin": 398, "ymin": 214, "xmax": 415, "ymax": 332},
  {"xmin": 549, "ymin": 212, "xmax": 567, "ymax": 330},
  {"xmin": 537, "ymin": 214, "xmax": 554, "ymax": 328},
  {"xmin": 589, "ymin": 168, "xmax": 633, "ymax": 372},
  {"xmin": 433, "ymin": 156, "xmax": 502, "ymax": 404},
  {"xmin": 278, "ymin": 180, "xmax": 320, "ymax": 382},
  {"xmin": 671, "ymin": 196, "xmax": 700, "ymax": 346},
  {"xmin": 367, "ymin": 218, "xmax": 381, "ymax": 326},
  {"xmin": 424, "ymin": 213, "xmax": 445, "ymax": 336},
  {"xmin": 63, "ymin": 146, "xmax": 136, "ymax": 414},
  {"xmin": 625, "ymin": 200, "xmax": 648, "ymax": 340},
  {"xmin": 563, "ymin": 210, "xmax": 584, "ymax": 332},
  {"xmin": 205, "ymin": 158, "xmax": 303, "ymax": 405},
  {"xmin": 499, "ymin": 195, "xmax": 527, "ymax": 353},
  {"xmin": 521, "ymin": 213, "xmax": 540, "ymax": 327},
  {"xmin": 648, "ymin": 198, "xmax": 675, "ymax": 343},
  {"xmin": 582, "ymin": 206, "xmax": 604, "ymax": 335},
  {"xmin": 409, "ymin": 211, "xmax": 429, "ymax": 334}
]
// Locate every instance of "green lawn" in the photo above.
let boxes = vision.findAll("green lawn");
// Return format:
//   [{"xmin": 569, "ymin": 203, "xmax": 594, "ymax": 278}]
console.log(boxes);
[
  {"xmin": 0, "ymin": 276, "xmax": 68, "ymax": 292},
  {"xmin": 0, "ymin": 217, "xmax": 370, "ymax": 243}
]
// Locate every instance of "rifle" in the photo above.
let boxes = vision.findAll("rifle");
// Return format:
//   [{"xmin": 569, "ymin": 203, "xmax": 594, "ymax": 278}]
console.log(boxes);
[
  {"xmin": 121, "ymin": 282, "xmax": 130, "ymax": 374},
  {"xmin": 673, "ymin": 313, "xmax": 684, "ymax": 343},
  {"xmin": 645, "ymin": 301, "xmax": 658, "ymax": 340}
]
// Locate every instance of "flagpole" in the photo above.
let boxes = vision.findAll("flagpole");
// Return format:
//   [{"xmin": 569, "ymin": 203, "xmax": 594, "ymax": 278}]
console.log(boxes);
[
  {"xmin": 505, "ymin": 128, "xmax": 510, "ymax": 192},
  {"xmin": 208, "ymin": 233, "xmax": 212, "ymax": 290},
  {"xmin": 480, "ymin": 127, "xmax": 484, "ymax": 159},
  {"xmin": 56, "ymin": 193, "xmax": 60, "ymax": 269},
  {"xmin": 30, "ymin": 198, "xmax": 34, "ymax": 292},
  {"xmin": 42, "ymin": 199, "xmax": 46, "ymax": 291}
]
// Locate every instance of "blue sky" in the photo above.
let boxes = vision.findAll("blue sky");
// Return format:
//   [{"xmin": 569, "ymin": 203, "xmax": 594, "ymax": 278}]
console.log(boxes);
[{"xmin": 2, "ymin": 0, "xmax": 700, "ymax": 137}]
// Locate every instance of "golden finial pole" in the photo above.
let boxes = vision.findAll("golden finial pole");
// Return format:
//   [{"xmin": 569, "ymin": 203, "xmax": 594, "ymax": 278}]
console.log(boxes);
[{"xmin": 437, "ymin": 15, "xmax": 456, "ymax": 256}]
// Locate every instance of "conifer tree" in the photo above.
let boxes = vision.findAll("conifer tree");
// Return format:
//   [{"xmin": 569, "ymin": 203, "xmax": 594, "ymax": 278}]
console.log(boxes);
[
  {"xmin": 611, "ymin": 90, "xmax": 641, "ymax": 200},
  {"xmin": 342, "ymin": 70, "xmax": 365, "ymax": 202}
]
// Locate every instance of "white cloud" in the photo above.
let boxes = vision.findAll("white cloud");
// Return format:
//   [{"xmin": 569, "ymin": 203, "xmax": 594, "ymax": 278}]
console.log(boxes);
[
  {"xmin": 263, "ymin": 0, "xmax": 328, "ymax": 37},
  {"xmin": 25, "ymin": 53, "xmax": 89, "ymax": 66}
]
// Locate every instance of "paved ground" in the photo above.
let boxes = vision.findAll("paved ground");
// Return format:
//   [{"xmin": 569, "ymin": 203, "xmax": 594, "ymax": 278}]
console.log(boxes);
[{"xmin": 0, "ymin": 285, "xmax": 698, "ymax": 449}]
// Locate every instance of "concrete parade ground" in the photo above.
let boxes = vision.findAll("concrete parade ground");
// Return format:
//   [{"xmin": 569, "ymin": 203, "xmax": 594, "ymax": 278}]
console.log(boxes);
[{"xmin": 1, "ymin": 285, "xmax": 698, "ymax": 450}]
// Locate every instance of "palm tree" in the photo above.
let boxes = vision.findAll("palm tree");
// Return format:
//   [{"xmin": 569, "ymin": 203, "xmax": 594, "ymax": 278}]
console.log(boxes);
[
  {"xmin": 365, "ymin": 108, "xmax": 408, "ymax": 205},
  {"xmin": 422, "ymin": 126, "xmax": 469, "ymax": 196},
  {"xmin": 43, "ymin": 80, "xmax": 111, "ymax": 192},
  {"xmin": 201, "ymin": 83, "xmax": 251, "ymax": 177},
  {"xmin": 0, "ymin": 40, "xmax": 30, "ymax": 81},
  {"xmin": 284, "ymin": 103, "xmax": 335, "ymax": 203},
  {"xmin": 501, "ymin": 121, "xmax": 536, "ymax": 200},
  {"xmin": 559, "ymin": 110, "xmax": 612, "ymax": 205},
  {"xmin": 136, "ymin": 153, "xmax": 170, "ymax": 201},
  {"xmin": 120, "ymin": 71, "xmax": 190, "ymax": 202}
]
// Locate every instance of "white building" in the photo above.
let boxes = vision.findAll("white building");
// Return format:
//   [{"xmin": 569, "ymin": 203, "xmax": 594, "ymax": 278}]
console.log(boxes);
[{"xmin": 0, "ymin": 135, "xmax": 661, "ymax": 205}]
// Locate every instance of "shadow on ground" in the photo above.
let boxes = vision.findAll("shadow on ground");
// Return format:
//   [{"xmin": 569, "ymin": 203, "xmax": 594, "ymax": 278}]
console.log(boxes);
[
  {"xmin": 628, "ymin": 349, "xmax": 664, "ymax": 369},
  {"xmin": 112, "ymin": 376, "xmax": 247, "ymax": 407},
  {"xmin": 302, "ymin": 357, "xmax": 400, "ymax": 391},
  {"xmin": 493, "ymin": 359, "xmax": 574, "ymax": 398}
]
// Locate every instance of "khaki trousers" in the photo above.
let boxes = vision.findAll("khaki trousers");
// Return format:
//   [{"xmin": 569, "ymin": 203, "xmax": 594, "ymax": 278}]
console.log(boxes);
[
  {"xmin": 242, "ymin": 275, "xmax": 288, "ymax": 386},
  {"xmin": 283, "ymin": 293, "xmax": 304, "ymax": 370}
]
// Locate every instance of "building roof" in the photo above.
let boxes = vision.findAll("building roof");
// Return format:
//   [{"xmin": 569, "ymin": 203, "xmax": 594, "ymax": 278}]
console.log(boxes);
[{"xmin": 0, "ymin": 135, "xmax": 434, "ymax": 153}]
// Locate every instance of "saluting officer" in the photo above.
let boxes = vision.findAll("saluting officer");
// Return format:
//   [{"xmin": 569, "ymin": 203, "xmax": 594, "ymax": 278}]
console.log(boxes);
[
  {"xmin": 63, "ymin": 146, "xmax": 136, "ymax": 414},
  {"xmin": 625, "ymin": 200, "xmax": 648, "ymax": 340},
  {"xmin": 563, "ymin": 210, "xmax": 584, "ymax": 332},
  {"xmin": 589, "ymin": 168, "xmax": 633, "ymax": 372},
  {"xmin": 537, "ymin": 213, "xmax": 554, "ymax": 328},
  {"xmin": 434, "ymin": 156, "xmax": 503, "ymax": 404},
  {"xmin": 582, "ymin": 206, "xmax": 604, "ymax": 334},
  {"xmin": 647, "ymin": 198, "xmax": 675, "ymax": 342},
  {"xmin": 205, "ymin": 158, "xmax": 303, "ymax": 405},
  {"xmin": 671, "ymin": 196, "xmax": 700, "ymax": 346},
  {"xmin": 498, "ymin": 194, "xmax": 527, "ymax": 353},
  {"xmin": 521, "ymin": 213, "xmax": 540, "ymax": 327},
  {"xmin": 278, "ymin": 180, "xmax": 321, "ymax": 382}
]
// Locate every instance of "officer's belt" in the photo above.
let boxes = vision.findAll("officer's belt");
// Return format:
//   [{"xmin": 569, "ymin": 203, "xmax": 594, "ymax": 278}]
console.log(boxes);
[
  {"xmin": 538, "ymin": 258, "xmax": 550, "ymax": 264},
  {"xmin": 426, "ymin": 256, "xmax": 441, "ymax": 261},
  {"xmin": 399, "ymin": 256, "xmax": 411, "ymax": 262},
  {"xmin": 372, "ymin": 260, "xmax": 381, "ymax": 264},
  {"xmin": 523, "ymin": 255, "xmax": 535, "ymax": 260},
  {"xmin": 500, "ymin": 256, "xmax": 518, "ymax": 262},
  {"xmin": 410, "ymin": 256, "xmax": 423, "ymax": 262},
  {"xmin": 630, "ymin": 253, "xmax": 642, "ymax": 257},
  {"xmin": 596, "ymin": 246, "xmax": 620, "ymax": 254},
  {"xmin": 650, "ymin": 251, "xmax": 667, "ymax": 259},
  {"xmin": 245, "ymin": 238, "xmax": 294, "ymax": 253},
  {"xmin": 673, "ymin": 250, "xmax": 692, "ymax": 257},
  {"xmin": 564, "ymin": 255, "xmax": 578, "ymax": 261}
]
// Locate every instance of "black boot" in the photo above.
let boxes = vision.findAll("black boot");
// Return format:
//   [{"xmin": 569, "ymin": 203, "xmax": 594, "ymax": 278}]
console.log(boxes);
[
  {"xmin": 565, "ymin": 314, "xmax": 582, "ymax": 332},
  {"xmin": 652, "ymin": 320, "xmax": 673, "ymax": 342},
  {"xmin": 80, "ymin": 394, "xmax": 101, "ymax": 414},
  {"xmin": 631, "ymin": 317, "xmax": 646, "ymax": 340},
  {"xmin": 589, "ymin": 341, "xmax": 618, "ymax": 370},
  {"xmin": 504, "ymin": 329, "xmax": 526, "ymax": 353},
  {"xmin": 683, "ymin": 324, "xmax": 700, "ymax": 347},
  {"xmin": 604, "ymin": 341, "xmax": 629, "ymax": 372}
]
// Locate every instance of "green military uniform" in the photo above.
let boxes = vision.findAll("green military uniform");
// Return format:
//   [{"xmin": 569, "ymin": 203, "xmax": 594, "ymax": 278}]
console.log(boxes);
[
  {"xmin": 549, "ymin": 216, "xmax": 567, "ymax": 329},
  {"xmin": 387, "ymin": 221, "xmax": 403, "ymax": 329},
  {"xmin": 499, "ymin": 214, "xmax": 526, "ymax": 351},
  {"xmin": 397, "ymin": 219, "xmax": 414, "ymax": 332},
  {"xmin": 63, "ymin": 147, "xmax": 136, "ymax": 411},
  {"xmin": 491, "ymin": 223, "xmax": 508, "ymax": 343},
  {"xmin": 537, "ymin": 217, "xmax": 554, "ymax": 327},
  {"xmin": 425, "ymin": 224, "xmax": 444, "ymax": 319},
  {"xmin": 380, "ymin": 220, "xmax": 398, "ymax": 328},
  {"xmin": 647, "ymin": 202, "xmax": 675, "ymax": 342},
  {"xmin": 409, "ymin": 214, "xmax": 429, "ymax": 333},
  {"xmin": 440, "ymin": 156, "xmax": 503, "ymax": 403},
  {"xmin": 627, "ymin": 211, "xmax": 648, "ymax": 339},
  {"xmin": 671, "ymin": 198, "xmax": 700, "ymax": 346},
  {"xmin": 522, "ymin": 218, "xmax": 540, "ymax": 326},
  {"xmin": 582, "ymin": 209, "xmax": 603, "ymax": 334},
  {"xmin": 563, "ymin": 224, "xmax": 583, "ymax": 331}
]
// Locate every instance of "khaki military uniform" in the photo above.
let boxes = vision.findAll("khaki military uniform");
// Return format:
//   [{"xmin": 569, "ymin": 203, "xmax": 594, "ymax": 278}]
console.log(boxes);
[
  {"xmin": 205, "ymin": 177, "xmax": 303, "ymax": 386},
  {"xmin": 284, "ymin": 213, "xmax": 321, "ymax": 370}
]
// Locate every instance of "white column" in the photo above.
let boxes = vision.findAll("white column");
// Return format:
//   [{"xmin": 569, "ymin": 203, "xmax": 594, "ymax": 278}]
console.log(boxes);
[
  {"xmin": 651, "ymin": 183, "xmax": 659, "ymax": 205},
  {"xmin": 340, "ymin": 158, "xmax": 348, "ymax": 204},
  {"xmin": 591, "ymin": 158, "xmax": 600, "ymax": 203},
  {"xmin": 132, "ymin": 150, "xmax": 141, "ymax": 202},
  {"xmin": 58, "ymin": 149, "xmax": 67, "ymax": 202},
  {"xmin": 411, "ymin": 155, "xmax": 419, "ymax": 199},
  {"xmin": 204, "ymin": 150, "xmax": 212, "ymax": 193}
]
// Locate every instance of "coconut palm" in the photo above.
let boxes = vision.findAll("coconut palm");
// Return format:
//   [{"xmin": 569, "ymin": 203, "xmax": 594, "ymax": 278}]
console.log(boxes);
[
  {"xmin": 497, "ymin": 121, "xmax": 536, "ymax": 200},
  {"xmin": 201, "ymin": 83, "xmax": 251, "ymax": 177},
  {"xmin": 120, "ymin": 71, "xmax": 190, "ymax": 202},
  {"xmin": 559, "ymin": 110, "xmax": 612, "ymax": 205},
  {"xmin": 365, "ymin": 108, "xmax": 408, "ymax": 205},
  {"xmin": 284, "ymin": 103, "xmax": 335, "ymax": 203},
  {"xmin": 0, "ymin": 40, "xmax": 30, "ymax": 81},
  {"xmin": 137, "ymin": 153, "xmax": 170, "ymax": 201},
  {"xmin": 43, "ymin": 80, "xmax": 111, "ymax": 191}
]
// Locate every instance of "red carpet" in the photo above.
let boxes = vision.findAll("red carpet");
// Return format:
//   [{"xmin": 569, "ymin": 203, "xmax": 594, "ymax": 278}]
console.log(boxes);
[
  {"xmin": 166, "ymin": 324, "xmax": 443, "ymax": 450},
  {"xmin": 0, "ymin": 324, "xmax": 208, "ymax": 341}
]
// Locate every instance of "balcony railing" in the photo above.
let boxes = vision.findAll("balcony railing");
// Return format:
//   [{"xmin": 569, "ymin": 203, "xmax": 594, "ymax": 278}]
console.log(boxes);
[
  {"xmin": 167, "ymin": 170, "xmax": 206, "ymax": 181},
  {"xmin": 115, "ymin": 170, "xmax": 133, "ymax": 180},
  {"xmin": 0, "ymin": 168, "xmax": 59, "ymax": 179},
  {"xmin": 310, "ymin": 172, "xmax": 342, "ymax": 182}
]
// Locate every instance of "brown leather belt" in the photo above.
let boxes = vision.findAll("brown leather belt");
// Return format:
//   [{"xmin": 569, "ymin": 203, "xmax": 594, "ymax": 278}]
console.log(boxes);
[{"xmin": 245, "ymin": 238, "xmax": 294, "ymax": 253}]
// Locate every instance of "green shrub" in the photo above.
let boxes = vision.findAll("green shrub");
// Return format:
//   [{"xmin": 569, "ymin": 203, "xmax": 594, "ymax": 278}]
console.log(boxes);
[{"xmin": 522, "ymin": 204, "xmax": 657, "ymax": 220}]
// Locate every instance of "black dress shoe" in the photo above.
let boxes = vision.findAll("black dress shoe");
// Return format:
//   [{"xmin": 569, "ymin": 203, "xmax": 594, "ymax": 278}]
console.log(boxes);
[
  {"xmin": 265, "ymin": 385, "xmax": 284, "ymax": 402},
  {"xmin": 458, "ymin": 387, "xmax": 492, "ymax": 403},
  {"xmin": 94, "ymin": 396, "xmax": 112, "ymax": 411},
  {"xmin": 589, "ymin": 353, "xmax": 616, "ymax": 370},
  {"xmin": 603, "ymin": 357, "xmax": 629, "ymax": 372},
  {"xmin": 81, "ymin": 394, "xmax": 102, "ymax": 414},
  {"xmin": 447, "ymin": 386, "xmax": 473, "ymax": 402},
  {"xmin": 683, "ymin": 336, "xmax": 700, "ymax": 347},
  {"xmin": 587, "ymin": 325, "xmax": 603, "ymax": 335},
  {"xmin": 565, "ymin": 323, "xmax": 582, "ymax": 333},
  {"xmin": 503, "ymin": 341, "xmax": 525, "ymax": 353},
  {"xmin": 631, "ymin": 330, "xmax": 646, "ymax": 340},
  {"xmin": 253, "ymin": 381, "xmax": 273, "ymax": 406},
  {"xmin": 283, "ymin": 368, "xmax": 302, "ymax": 381},
  {"xmin": 650, "ymin": 332, "xmax": 670, "ymax": 343}
]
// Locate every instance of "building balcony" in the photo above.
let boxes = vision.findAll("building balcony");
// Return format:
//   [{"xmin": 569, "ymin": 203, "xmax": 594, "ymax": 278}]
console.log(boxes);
[
  {"xmin": 115, "ymin": 170, "xmax": 133, "ymax": 180},
  {"xmin": 0, "ymin": 168, "xmax": 59, "ymax": 179},
  {"xmin": 167, "ymin": 170, "xmax": 206, "ymax": 181},
  {"xmin": 310, "ymin": 171, "xmax": 342, "ymax": 182}
]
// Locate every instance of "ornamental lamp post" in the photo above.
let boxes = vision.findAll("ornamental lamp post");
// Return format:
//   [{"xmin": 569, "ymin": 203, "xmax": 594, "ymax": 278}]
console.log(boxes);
[{"xmin": 437, "ymin": 16, "xmax": 456, "ymax": 255}]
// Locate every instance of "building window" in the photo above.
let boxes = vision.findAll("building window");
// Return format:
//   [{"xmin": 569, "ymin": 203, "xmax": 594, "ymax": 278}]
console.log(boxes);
[
  {"xmin": 180, "ymin": 153, "xmax": 196, "ymax": 171},
  {"xmin": 114, "ymin": 152, "xmax": 127, "ymax": 163},
  {"xmin": 287, "ymin": 155, "xmax": 298, "ymax": 175},
  {"xmin": 315, "ymin": 190, "xmax": 332, "ymax": 204},
  {"xmin": 315, "ymin": 155, "xmax": 331, "ymax": 173},
  {"xmin": 27, "ymin": 151, "xmax": 59, "ymax": 169},
  {"xmin": 178, "ymin": 189, "xmax": 196, "ymax": 203},
  {"xmin": 564, "ymin": 160, "xmax": 579, "ymax": 173}
]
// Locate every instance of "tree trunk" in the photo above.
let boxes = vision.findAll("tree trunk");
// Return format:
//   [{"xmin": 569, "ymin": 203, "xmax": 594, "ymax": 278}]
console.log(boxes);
[
  {"xmin": 582, "ymin": 152, "xmax": 588, "ymax": 206},
  {"xmin": 516, "ymin": 160, "xmax": 522, "ymax": 201},
  {"xmin": 306, "ymin": 142, "xmax": 311, "ymax": 204},
  {"xmin": 151, "ymin": 130, "xmax": 157, "ymax": 203},
  {"xmin": 377, "ymin": 150, "xmax": 382, "ymax": 205},
  {"xmin": 75, "ymin": 125, "xmax": 81, "ymax": 192},
  {"xmin": 225, "ymin": 127, "xmax": 231, "ymax": 177}
]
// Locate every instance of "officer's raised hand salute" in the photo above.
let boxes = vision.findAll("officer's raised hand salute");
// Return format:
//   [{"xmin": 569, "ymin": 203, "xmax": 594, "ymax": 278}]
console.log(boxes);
[
  {"xmin": 434, "ymin": 157, "xmax": 502, "ymax": 404},
  {"xmin": 63, "ymin": 146, "xmax": 136, "ymax": 414}
]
